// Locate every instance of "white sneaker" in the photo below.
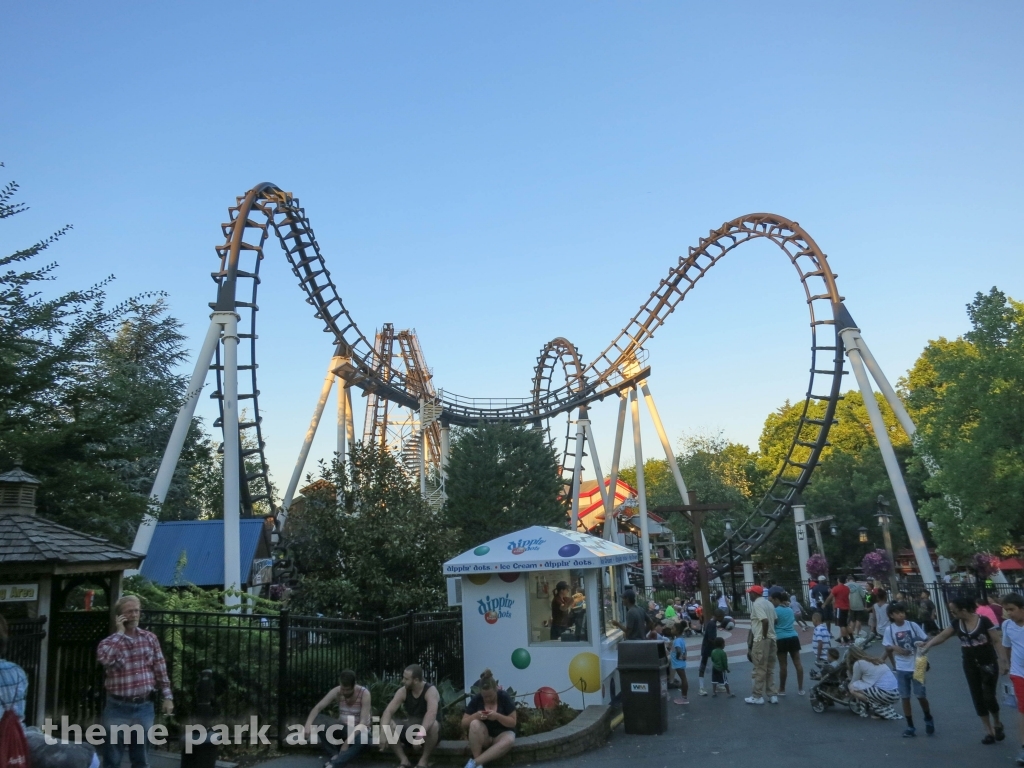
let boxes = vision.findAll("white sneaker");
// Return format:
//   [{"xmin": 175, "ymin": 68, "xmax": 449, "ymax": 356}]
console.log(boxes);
[
  {"xmin": 769, "ymin": 696, "xmax": 779, "ymax": 704},
  {"xmin": 464, "ymin": 760, "xmax": 477, "ymax": 768},
  {"xmin": 698, "ymin": 687, "xmax": 708, "ymax": 696},
  {"xmin": 744, "ymin": 696, "xmax": 765, "ymax": 705},
  {"xmin": 798, "ymin": 690, "xmax": 806, "ymax": 696}
]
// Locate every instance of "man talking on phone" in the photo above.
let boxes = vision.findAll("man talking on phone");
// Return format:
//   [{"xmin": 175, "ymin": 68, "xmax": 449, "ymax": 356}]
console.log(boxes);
[{"xmin": 97, "ymin": 595, "xmax": 173, "ymax": 768}]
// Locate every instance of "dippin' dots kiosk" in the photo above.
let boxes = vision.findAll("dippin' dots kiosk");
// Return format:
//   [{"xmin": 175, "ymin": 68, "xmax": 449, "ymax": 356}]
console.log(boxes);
[{"xmin": 443, "ymin": 525, "xmax": 638, "ymax": 707}]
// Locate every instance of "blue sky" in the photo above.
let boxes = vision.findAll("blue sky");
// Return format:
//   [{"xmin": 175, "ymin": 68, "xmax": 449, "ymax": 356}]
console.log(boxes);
[{"xmin": 3, "ymin": 2, "xmax": 1022, "ymax": 492}]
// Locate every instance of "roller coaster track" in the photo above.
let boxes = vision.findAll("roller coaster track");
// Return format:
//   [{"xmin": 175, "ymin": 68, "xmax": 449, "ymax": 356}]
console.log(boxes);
[{"xmin": 211, "ymin": 183, "xmax": 846, "ymax": 574}]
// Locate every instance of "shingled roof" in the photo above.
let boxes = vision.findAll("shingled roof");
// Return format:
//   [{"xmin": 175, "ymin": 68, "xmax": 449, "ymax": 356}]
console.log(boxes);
[{"xmin": 0, "ymin": 513, "xmax": 143, "ymax": 575}]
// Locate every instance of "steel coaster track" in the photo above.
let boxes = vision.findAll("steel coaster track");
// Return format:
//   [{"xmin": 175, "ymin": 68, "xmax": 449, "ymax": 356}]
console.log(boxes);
[
  {"xmin": 211, "ymin": 185, "xmax": 846, "ymax": 574},
  {"xmin": 530, "ymin": 337, "xmax": 587, "ymax": 482}
]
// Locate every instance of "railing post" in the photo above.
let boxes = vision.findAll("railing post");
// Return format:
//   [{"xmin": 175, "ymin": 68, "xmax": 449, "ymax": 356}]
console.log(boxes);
[
  {"xmin": 406, "ymin": 610, "xmax": 416, "ymax": 668},
  {"xmin": 277, "ymin": 610, "xmax": 289, "ymax": 747},
  {"xmin": 376, "ymin": 616, "xmax": 385, "ymax": 679}
]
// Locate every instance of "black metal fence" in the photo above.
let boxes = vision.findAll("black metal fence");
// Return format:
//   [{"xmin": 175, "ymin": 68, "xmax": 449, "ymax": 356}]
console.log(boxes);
[
  {"xmin": 6, "ymin": 616, "xmax": 47, "ymax": 725},
  {"xmin": 45, "ymin": 608, "xmax": 462, "ymax": 739}
]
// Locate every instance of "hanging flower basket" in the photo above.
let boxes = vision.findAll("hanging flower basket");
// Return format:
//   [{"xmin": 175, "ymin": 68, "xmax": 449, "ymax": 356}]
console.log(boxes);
[
  {"xmin": 662, "ymin": 560, "xmax": 700, "ymax": 591},
  {"xmin": 861, "ymin": 549, "xmax": 893, "ymax": 580},
  {"xmin": 972, "ymin": 552, "xmax": 1001, "ymax": 580},
  {"xmin": 805, "ymin": 554, "xmax": 829, "ymax": 578}
]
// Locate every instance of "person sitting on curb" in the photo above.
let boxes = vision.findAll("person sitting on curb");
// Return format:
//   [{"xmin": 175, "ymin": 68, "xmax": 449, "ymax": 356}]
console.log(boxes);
[
  {"xmin": 302, "ymin": 669, "xmax": 372, "ymax": 767},
  {"xmin": 461, "ymin": 669, "xmax": 517, "ymax": 768},
  {"xmin": 380, "ymin": 664, "xmax": 439, "ymax": 768}
]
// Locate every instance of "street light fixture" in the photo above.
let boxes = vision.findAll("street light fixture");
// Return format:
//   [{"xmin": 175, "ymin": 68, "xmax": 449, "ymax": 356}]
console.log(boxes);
[
  {"xmin": 829, "ymin": 523, "xmax": 839, "ymax": 537},
  {"xmin": 858, "ymin": 526, "xmax": 869, "ymax": 544},
  {"xmin": 876, "ymin": 495, "xmax": 898, "ymax": 593},
  {"xmin": 723, "ymin": 518, "xmax": 739, "ymax": 610}
]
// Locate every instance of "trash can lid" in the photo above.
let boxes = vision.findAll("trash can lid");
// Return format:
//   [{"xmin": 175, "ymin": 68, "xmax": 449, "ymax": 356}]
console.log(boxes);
[{"xmin": 617, "ymin": 639, "xmax": 667, "ymax": 668}]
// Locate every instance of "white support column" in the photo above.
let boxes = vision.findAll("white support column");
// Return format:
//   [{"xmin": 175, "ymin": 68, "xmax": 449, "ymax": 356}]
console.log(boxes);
[
  {"xmin": 793, "ymin": 503, "xmax": 812, "ymax": 603},
  {"xmin": 640, "ymin": 381, "xmax": 714, "ymax": 563},
  {"xmin": 280, "ymin": 357, "xmax": 338, "ymax": 524},
  {"xmin": 850, "ymin": 332, "xmax": 916, "ymax": 438},
  {"xmin": 742, "ymin": 561, "xmax": 755, "ymax": 611},
  {"xmin": 603, "ymin": 392, "xmax": 629, "ymax": 541},
  {"xmin": 440, "ymin": 425, "xmax": 450, "ymax": 474},
  {"xmin": 337, "ymin": 375, "xmax": 348, "ymax": 467},
  {"xmin": 419, "ymin": 399, "xmax": 428, "ymax": 498},
  {"xmin": 630, "ymin": 388, "xmax": 653, "ymax": 590},
  {"xmin": 841, "ymin": 328, "xmax": 937, "ymax": 585},
  {"xmin": 584, "ymin": 420, "xmax": 612, "ymax": 522},
  {"xmin": 130, "ymin": 318, "xmax": 222, "ymax": 563},
  {"xmin": 216, "ymin": 310, "xmax": 242, "ymax": 608},
  {"xmin": 345, "ymin": 387, "xmax": 355, "ymax": 446},
  {"xmin": 569, "ymin": 408, "xmax": 587, "ymax": 531}
]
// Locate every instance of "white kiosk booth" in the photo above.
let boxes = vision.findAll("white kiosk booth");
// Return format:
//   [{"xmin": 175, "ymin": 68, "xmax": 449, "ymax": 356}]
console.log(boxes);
[{"xmin": 443, "ymin": 526, "xmax": 638, "ymax": 707}]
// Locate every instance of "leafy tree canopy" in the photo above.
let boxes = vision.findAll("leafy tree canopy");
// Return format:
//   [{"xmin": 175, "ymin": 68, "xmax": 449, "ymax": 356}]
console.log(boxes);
[
  {"xmin": 0, "ymin": 169, "xmax": 216, "ymax": 544},
  {"xmin": 904, "ymin": 287, "xmax": 1024, "ymax": 558},
  {"xmin": 444, "ymin": 422, "xmax": 566, "ymax": 552},
  {"xmin": 286, "ymin": 444, "xmax": 456, "ymax": 618}
]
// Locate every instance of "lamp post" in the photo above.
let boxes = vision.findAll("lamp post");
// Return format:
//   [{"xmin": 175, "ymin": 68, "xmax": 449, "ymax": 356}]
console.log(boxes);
[
  {"xmin": 724, "ymin": 519, "xmax": 739, "ymax": 611},
  {"xmin": 877, "ymin": 495, "xmax": 899, "ymax": 595},
  {"xmin": 797, "ymin": 515, "xmax": 836, "ymax": 557}
]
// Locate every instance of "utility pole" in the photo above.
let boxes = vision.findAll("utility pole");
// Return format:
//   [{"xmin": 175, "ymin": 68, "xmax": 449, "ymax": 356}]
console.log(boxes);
[{"xmin": 652, "ymin": 491, "xmax": 731, "ymax": 620}]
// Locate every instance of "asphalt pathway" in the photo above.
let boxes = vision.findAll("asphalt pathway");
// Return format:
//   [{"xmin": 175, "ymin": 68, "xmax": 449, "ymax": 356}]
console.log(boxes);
[{"xmin": 545, "ymin": 640, "xmax": 1024, "ymax": 768}]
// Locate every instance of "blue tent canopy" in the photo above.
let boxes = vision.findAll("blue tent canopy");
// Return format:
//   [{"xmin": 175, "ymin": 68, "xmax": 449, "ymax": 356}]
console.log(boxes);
[{"xmin": 139, "ymin": 519, "xmax": 267, "ymax": 587}]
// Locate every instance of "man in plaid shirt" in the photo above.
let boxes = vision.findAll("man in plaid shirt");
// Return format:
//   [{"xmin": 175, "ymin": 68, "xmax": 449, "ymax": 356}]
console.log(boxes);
[{"xmin": 97, "ymin": 595, "xmax": 173, "ymax": 768}]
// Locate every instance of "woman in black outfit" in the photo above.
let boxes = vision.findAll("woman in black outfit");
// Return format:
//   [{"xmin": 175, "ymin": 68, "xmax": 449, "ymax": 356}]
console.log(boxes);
[{"xmin": 921, "ymin": 595, "xmax": 1004, "ymax": 744}]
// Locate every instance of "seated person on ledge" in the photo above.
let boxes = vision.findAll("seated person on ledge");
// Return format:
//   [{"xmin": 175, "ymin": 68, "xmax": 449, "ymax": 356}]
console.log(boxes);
[
  {"xmin": 302, "ymin": 669, "xmax": 372, "ymax": 768},
  {"xmin": 380, "ymin": 664, "xmax": 439, "ymax": 768},
  {"xmin": 462, "ymin": 669, "xmax": 517, "ymax": 768}
]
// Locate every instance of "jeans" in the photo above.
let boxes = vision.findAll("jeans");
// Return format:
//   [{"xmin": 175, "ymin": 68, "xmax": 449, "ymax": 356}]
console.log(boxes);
[
  {"xmin": 101, "ymin": 699, "xmax": 154, "ymax": 768},
  {"xmin": 312, "ymin": 714, "xmax": 369, "ymax": 767},
  {"xmin": 750, "ymin": 638, "xmax": 778, "ymax": 698}
]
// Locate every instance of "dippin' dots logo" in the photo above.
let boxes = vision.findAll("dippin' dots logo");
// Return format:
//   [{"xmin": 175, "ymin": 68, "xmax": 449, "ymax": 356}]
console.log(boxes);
[
  {"xmin": 507, "ymin": 537, "xmax": 544, "ymax": 555},
  {"xmin": 478, "ymin": 594, "xmax": 514, "ymax": 624}
]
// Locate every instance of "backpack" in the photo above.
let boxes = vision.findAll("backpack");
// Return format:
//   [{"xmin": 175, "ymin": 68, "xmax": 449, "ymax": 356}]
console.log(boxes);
[{"xmin": 0, "ymin": 708, "xmax": 30, "ymax": 768}]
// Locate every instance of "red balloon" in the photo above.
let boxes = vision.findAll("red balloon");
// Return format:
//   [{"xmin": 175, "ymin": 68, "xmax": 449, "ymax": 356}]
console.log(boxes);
[{"xmin": 534, "ymin": 686, "xmax": 560, "ymax": 709}]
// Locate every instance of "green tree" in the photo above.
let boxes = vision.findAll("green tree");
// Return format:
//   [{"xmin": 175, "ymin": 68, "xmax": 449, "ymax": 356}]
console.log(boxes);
[
  {"xmin": 904, "ymin": 288, "xmax": 1024, "ymax": 558},
  {"xmin": 0, "ymin": 169, "xmax": 215, "ymax": 543},
  {"xmin": 286, "ymin": 444, "xmax": 456, "ymax": 618},
  {"xmin": 444, "ymin": 422, "xmax": 566, "ymax": 551},
  {"xmin": 755, "ymin": 390, "xmax": 926, "ymax": 572}
]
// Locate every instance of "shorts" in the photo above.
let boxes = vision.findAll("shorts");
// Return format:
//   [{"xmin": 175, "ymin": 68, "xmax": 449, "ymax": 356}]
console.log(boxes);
[
  {"xmin": 711, "ymin": 669, "xmax": 728, "ymax": 685},
  {"xmin": 835, "ymin": 609, "xmax": 849, "ymax": 628},
  {"xmin": 671, "ymin": 661, "xmax": 687, "ymax": 671},
  {"xmin": 895, "ymin": 669, "xmax": 926, "ymax": 699},
  {"xmin": 849, "ymin": 610, "xmax": 869, "ymax": 624},
  {"xmin": 776, "ymin": 636, "xmax": 801, "ymax": 655},
  {"xmin": 1011, "ymin": 675, "xmax": 1024, "ymax": 713}
]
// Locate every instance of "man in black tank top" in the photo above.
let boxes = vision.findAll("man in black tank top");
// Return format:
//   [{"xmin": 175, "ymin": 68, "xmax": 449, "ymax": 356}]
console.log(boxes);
[{"xmin": 380, "ymin": 664, "xmax": 440, "ymax": 767}]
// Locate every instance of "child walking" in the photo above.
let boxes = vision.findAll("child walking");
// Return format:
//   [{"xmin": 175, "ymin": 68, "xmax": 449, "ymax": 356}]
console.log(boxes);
[
  {"xmin": 1000, "ymin": 593, "xmax": 1024, "ymax": 766},
  {"xmin": 710, "ymin": 637, "xmax": 734, "ymax": 697},
  {"xmin": 812, "ymin": 612, "xmax": 831, "ymax": 663},
  {"xmin": 883, "ymin": 602, "xmax": 933, "ymax": 737},
  {"xmin": 670, "ymin": 622, "xmax": 689, "ymax": 705}
]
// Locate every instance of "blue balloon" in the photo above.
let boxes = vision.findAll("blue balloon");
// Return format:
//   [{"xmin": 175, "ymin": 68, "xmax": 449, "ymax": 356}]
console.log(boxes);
[{"xmin": 558, "ymin": 543, "xmax": 580, "ymax": 558}]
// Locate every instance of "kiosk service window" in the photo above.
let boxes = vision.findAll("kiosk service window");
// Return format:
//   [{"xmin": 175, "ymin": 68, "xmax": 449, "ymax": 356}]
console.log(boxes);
[
  {"xmin": 527, "ymin": 570, "xmax": 588, "ymax": 645},
  {"xmin": 599, "ymin": 566, "xmax": 623, "ymax": 636}
]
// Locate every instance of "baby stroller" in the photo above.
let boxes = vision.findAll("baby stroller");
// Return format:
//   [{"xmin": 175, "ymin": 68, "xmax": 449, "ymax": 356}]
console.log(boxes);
[{"xmin": 808, "ymin": 653, "xmax": 868, "ymax": 717}]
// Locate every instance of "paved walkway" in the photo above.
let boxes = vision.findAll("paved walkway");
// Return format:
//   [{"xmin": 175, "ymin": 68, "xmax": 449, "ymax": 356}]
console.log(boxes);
[
  {"xmin": 546, "ymin": 641, "xmax": 1023, "ymax": 768},
  {"xmin": 252, "ymin": 641, "xmax": 1022, "ymax": 768}
]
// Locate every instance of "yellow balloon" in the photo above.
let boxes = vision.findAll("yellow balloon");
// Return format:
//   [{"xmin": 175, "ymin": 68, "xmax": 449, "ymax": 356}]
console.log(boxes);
[
  {"xmin": 568, "ymin": 652, "xmax": 601, "ymax": 693},
  {"xmin": 467, "ymin": 574, "xmax": 491, "ymax": 585}
]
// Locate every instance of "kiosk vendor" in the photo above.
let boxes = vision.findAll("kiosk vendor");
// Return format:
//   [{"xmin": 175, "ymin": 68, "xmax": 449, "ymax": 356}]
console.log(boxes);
[{"xmin": 444, "ymin": 526, "xmax": 638, "ymax": 706}]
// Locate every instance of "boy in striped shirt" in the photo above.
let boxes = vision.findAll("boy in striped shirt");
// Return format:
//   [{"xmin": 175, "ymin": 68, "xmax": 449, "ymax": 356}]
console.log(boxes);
[{"xmin": 812, "ymin": 612, "xmax": 832, "ymax": 662}]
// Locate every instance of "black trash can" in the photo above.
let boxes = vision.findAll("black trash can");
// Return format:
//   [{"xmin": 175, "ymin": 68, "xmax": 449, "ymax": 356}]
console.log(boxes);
[{"xmin": 618, "ymin": 640, "xmax": 669, "ymax": 735}]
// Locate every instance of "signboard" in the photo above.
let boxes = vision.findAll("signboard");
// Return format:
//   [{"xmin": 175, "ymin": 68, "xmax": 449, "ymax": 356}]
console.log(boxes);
[
  {"xmin": 251, "ymin": 558, "xmax": 273, "ymax": 586},
  {"xmin": 0, "ymin": 584, "xmax": 38, "ymax": 603}
]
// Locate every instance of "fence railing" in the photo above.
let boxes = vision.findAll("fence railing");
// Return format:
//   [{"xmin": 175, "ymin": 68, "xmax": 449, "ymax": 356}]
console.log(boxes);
[
  {"xmin": 45, "ymin": 608, "xmax": 462, "ymax": 740},
  {"xmin": 6, "ymin": 616, "xmax": 47, "ymax": 725}
]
